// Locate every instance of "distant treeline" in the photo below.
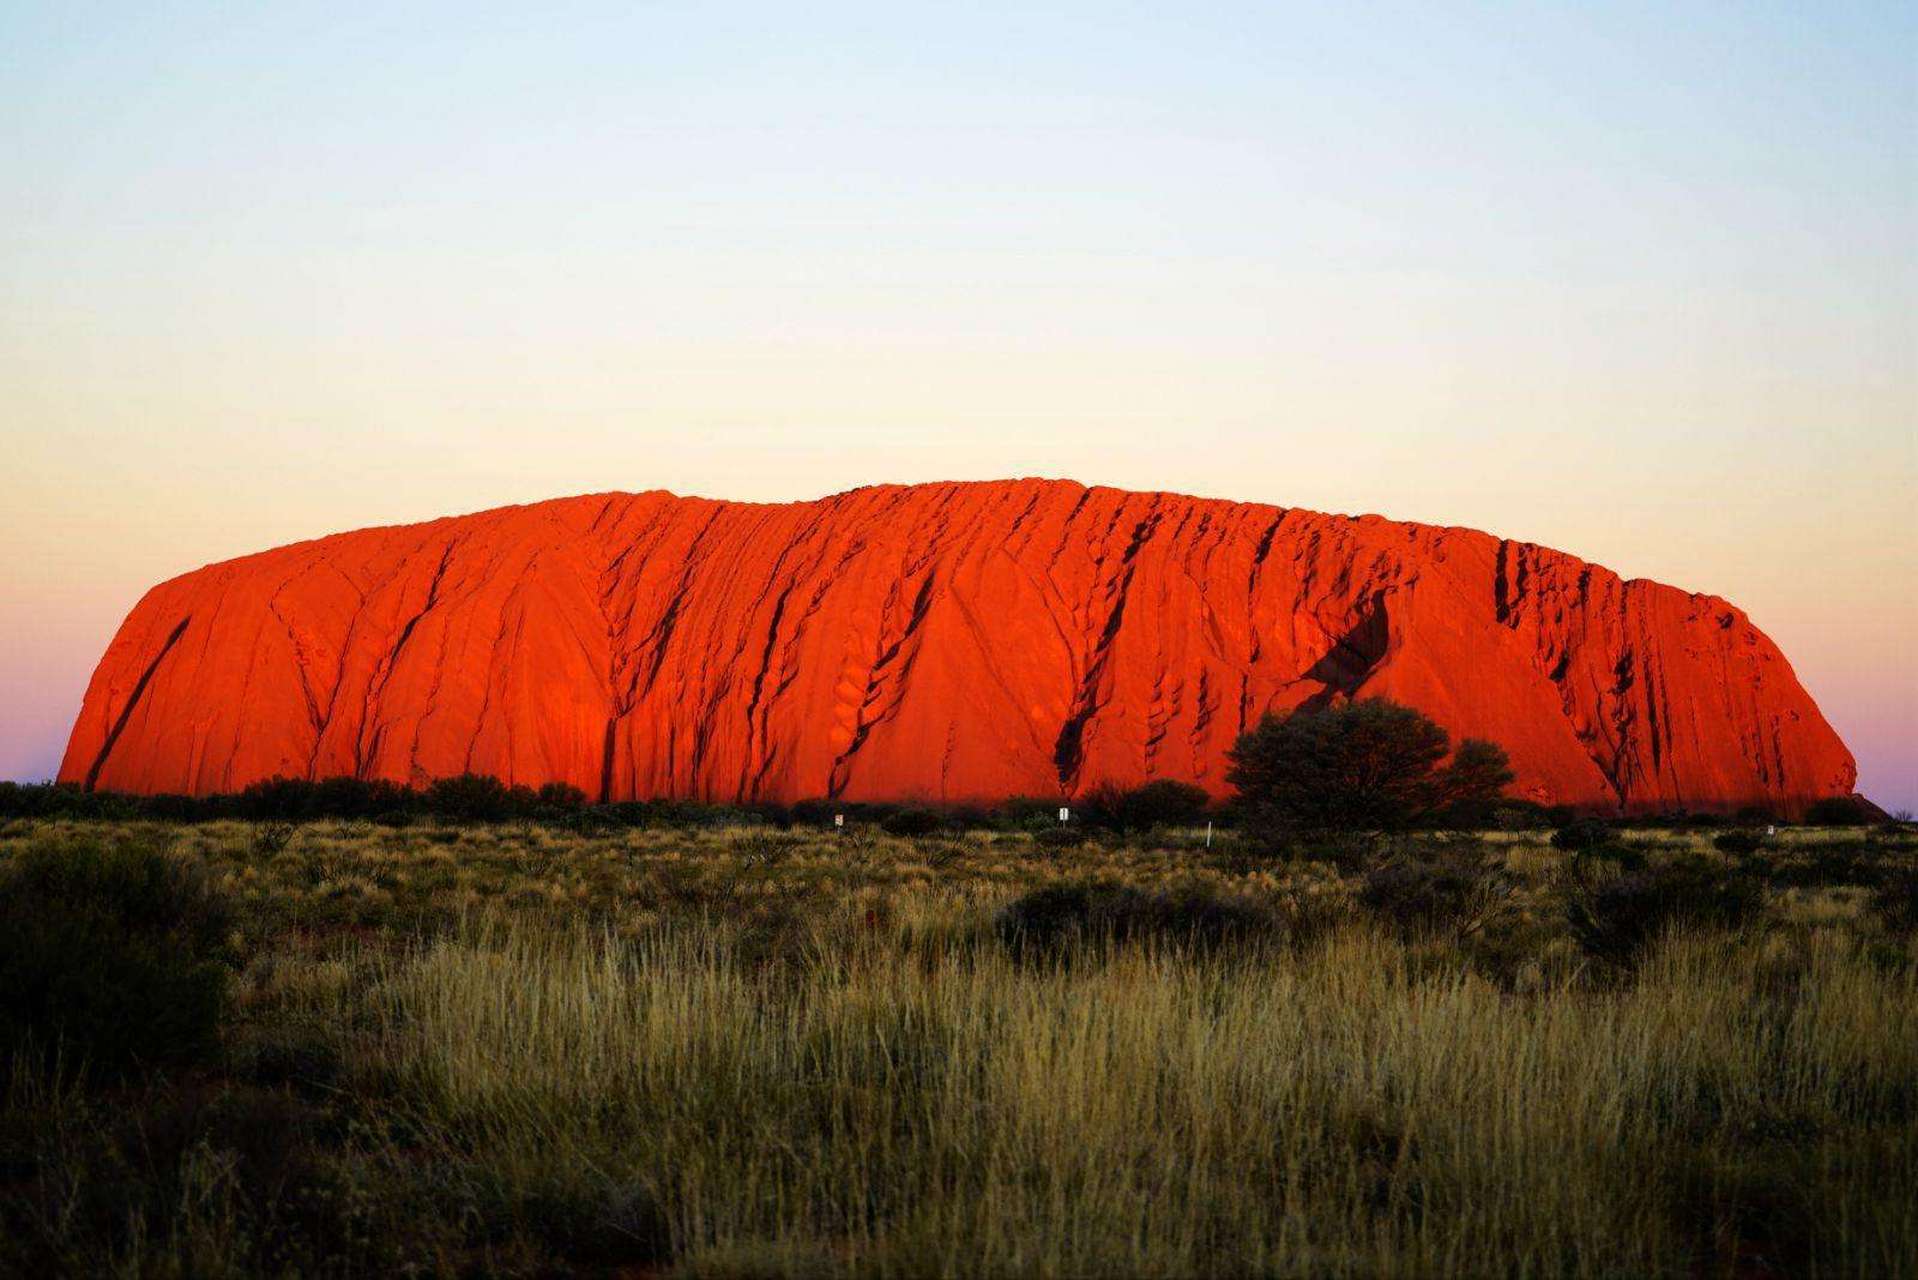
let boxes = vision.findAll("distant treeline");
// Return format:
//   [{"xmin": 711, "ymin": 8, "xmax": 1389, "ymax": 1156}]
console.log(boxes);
[
  {"xmin": 5, "ymin": 775, "xmax": 1202, "ymax": 833},
  {"xmin": 0, "ymin": 775, "xmax": 1880, "ymax": 832}
]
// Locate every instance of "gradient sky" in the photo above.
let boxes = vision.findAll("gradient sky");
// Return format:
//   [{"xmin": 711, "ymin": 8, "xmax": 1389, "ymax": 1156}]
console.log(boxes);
[{"xmin": 3, "ymin": 2, "xmax": 1913, "ymax": 808}]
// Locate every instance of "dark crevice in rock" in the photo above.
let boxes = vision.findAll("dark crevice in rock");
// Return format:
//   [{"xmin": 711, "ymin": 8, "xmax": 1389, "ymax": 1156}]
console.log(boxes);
[{"xmin": 84, "ymin": 616, "xmax": 191, "ymax": 791}]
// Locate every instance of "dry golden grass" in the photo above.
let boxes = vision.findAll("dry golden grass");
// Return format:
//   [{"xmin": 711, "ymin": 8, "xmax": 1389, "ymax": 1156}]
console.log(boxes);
[
  {"xmin": 1, "ymin": 816, "xmax": 1914, "ymax": 1276},
  {"xmin": 325, "ymin": 909, "xmax": 1913, "ymax": 1277}
]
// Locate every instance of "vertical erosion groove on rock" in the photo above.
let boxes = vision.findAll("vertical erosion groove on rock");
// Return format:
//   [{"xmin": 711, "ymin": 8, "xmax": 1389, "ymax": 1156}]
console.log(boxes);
[
  {"xmin": 59, "ymin": 480, "xmax": 1856, "ymax": 813},
  {"xmin": 81, "ymin": 615, "xmax": 192, "ymax": 791}
]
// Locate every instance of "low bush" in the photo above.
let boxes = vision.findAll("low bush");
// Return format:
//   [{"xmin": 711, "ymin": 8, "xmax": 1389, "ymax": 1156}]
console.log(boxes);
[
  {"xmin": 1871, "ymin": 867, "xmax": 1918, "ymax": 935},
  {"xmin": 0, "ymin": 781, "xmax": 187, "ymax": 821},
  {"xmin": 787, "ymin": 798, "xmax": 906, "ymax": 830},
  {"xmin": 1031, "ymin": 825, "xmax": 1090, "ymax": 852},
  {"xmin": 995, "ymin": 882, "xmax": 1272, "ymax": 958},
  {"xmin": 0, "ymin": 1080, "xmax": 439, "ymax": 1276},
  {"xmin": 0, "ymin": 836, "xmax": 236, "ymax": 1080},
  {"xmin": 1566, "ymin": 856, "xmax": 1767, "ymax": 968},
  {"xmin": 139, "ymin": 792, "xmax": 213, "ymax": 822},
  {"xmin": 1805, "ymin": 796, "xmax": 1873, "ymax": 826},
  {"xmin": 534, "ymin": 782, "xmax": 588, "ymax": 812},
  {"xmin": 1127, "ymin": 779, "xmax": 1211, "ymax": 828},
  {"xmin": 1358, "ymin": 854, "xmax": 1512, "ymax": 940},
  {"xmin": 590, "ymin": 801, "xmax": 655, "ymax": 828},
  {"xmin": 881, "ymin": 807, "xmax": 946, "ymax": 838},
  {"xmin": 1487, "ymin": 801, "xmax": 1573, "ymax": 831},
  {"xmin": 1288, "ymin": 829, "xmax": 1384, "ymax": 872},
  {"xmin": 992, "ymin": 795, "xmax": 1073, "ymax": 831},
  {"xmin": 1653, "ymin": 810, "xmax": 1724, "ymax": 830},
  {"xmin": 1760, "ymin": 845, "xmax": 1886, "ymax": 890},
  {"xmin": 731, "ymin": 830, "xmax": 808, "ymax": 869},
  {"xmin": 225, "ymin": 774, "xmax": 599, "ymax": 825},
  {"xmin": 251, "ymin": 819, "xmax": 298, "ymax": 856},
  {"xmin": 1077, "ymin": 780, "xmax": 1212, "ymax": 833},
  {"xmin": 424, "ymin": 773, "xmax": 537, "ymax": 822},
  {"xmin": 238, "ymin": 775, "xmax": 412, "ymax": 821},
  {"xmin": 1551, "ymin": 819, "xmax": 1616, "ymax": 853},
  {"xmin": 1712, "ymin": 830, "xmax": 1766, "ymax": 857}
]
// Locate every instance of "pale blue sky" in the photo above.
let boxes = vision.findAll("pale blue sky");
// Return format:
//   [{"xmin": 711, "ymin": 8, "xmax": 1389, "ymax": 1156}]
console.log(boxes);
[{"xmin": 3, "ymin": 2, "xmax": 1914, "ymax": 805}]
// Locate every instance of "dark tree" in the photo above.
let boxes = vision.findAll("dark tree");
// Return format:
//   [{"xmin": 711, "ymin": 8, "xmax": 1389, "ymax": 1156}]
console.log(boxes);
[
  {"xmin": 1117, "ymin": 779, "xmax": 1212, "ymax": 830},
  {"xmin": 535, "ymin": 781, "xmax": 589, "ymax": 811},
  {"xmin": 1078, "ymin": 779, "xmax": 1212, "ymax": 833},
  {"xmin": 1433, "ymin": 738, "xmax": 1517, "ymax": 828},
  {"xmin": 424, "ymin": 773, "xmax": 533, "ymax": 822},
  {"xmin": 1226, "ymin": 699, "xmax": 1510, "ymax": 835}
]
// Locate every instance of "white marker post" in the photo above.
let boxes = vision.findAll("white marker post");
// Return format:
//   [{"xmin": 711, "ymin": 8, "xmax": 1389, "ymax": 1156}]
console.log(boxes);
[
  {"xmin": 1058, "ymin": 807, "xmax": 1070, "ymax": 823},
  {"xmin": 1205, "ymin": 820, "xmax": 1213, "ymax": 849}
]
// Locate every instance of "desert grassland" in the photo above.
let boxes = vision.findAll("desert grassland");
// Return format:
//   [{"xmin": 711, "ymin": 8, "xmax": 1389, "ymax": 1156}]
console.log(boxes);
[{"xmin": 2, "ymin": 818, "xmax": 1915, "ymax": 1278}]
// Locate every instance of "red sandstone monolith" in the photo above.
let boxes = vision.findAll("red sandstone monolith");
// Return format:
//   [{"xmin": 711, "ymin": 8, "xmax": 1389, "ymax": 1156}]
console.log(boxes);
[{"xmin": 60, "ymin": 480, "xmax": 1857, "ymax": 814}]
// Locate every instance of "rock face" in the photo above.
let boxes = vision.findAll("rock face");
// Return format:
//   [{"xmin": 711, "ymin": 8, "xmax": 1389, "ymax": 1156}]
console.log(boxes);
[{"xmin": 62, "ymin": 480, "xmax": 1855, "ymax": 814}]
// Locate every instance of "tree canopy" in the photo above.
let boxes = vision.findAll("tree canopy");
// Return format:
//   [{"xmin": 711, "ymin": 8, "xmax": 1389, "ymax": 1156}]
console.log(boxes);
[{"xmin": 1225, "ymin": 699, "xmax": 1513, "ymax": 834}]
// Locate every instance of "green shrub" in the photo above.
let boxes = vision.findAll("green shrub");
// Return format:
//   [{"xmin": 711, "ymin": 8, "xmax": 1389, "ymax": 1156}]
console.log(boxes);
[
  {"xmin": 0, "ymin": 782, "xmax": 132, "ymax": 820},
  {"xmin": 535, "ymin": 782, "xmax": 587, "ymax": 811},
  {"xmin": 1761, "ymin": 845, "xmax": 1885, "ymax": 890},
  {"xmin": 995, "ymin": 883, "xmax": 1272, "ymax": 958},
  {"xmin": 1226, "ymin": 700, "xmax": 1448, "ymax": 835},
  {"xmin": 310, "ymin": 775, "xmax": 412, "ymax": 818},
  {"xmin": 1551, "ymin": 819, "xmax": 1615, "ymax": 853},
  {"xmin": 1080, "ymin": 779, "xmax": 1213, "ymax": 833},
  {"xmin": 590, "ymin": 801, "xmax": 655, "ymax": 828},
  {"xmin": 1225, "ymin": 699, "xmax": 1514, "ymax": 839},
  {"xmin": 1487, "ymin": 801, "xmax": 1565, "ymax": 831},
  {"xmin": 238, "ymin": 775, "xmax": 412, "ymax": 821},
  {"xmin": 731, "ymin": 830, "xmax": 807, "ymax": 869},
  {"xmin": 1032, "ymin": 825, "xmax": 1089, "ymax": 851},
  {"xmin": 251, "ymin": 819, "xmax": 298, "ymax": 856},
  {"xmin": 138, "ymin": 792, "xmax": 217, "ymax": 822},
  {"xmin": 1871, "ymin": 867, "xmax": 1918, "ymax": 934},
  {"xmin": 1566, "ymin": 856, "xmax": 1766, "ymax": 968},
  {"xmin": 1358, "ymin": 854, "xmax": 1512, "ymax": 940},
  {"xmin": 992, "ymin": 795, "xmax": 1072, "ymax": 831},
  {"xmin": 0, "ymin": 1080, "xmax": 438, "ymax": 1276},
  {"xmin": 1431, "ymin": 739, "xmax": 1518, "ymax": 829},
  {"xmin": 1805, "ymin": 796, "xmax": 1872, "ymax": 826},
  {"xmin": 881, "ymin": 807, "xmax": 945, "ymax": 837},
  {"xmin": 1712, "ymin": 830, "xmax": 1766, "ymax": 857},
  {"xmin": 0, "ymin": 837, "xmax": 235, "ymax": 1080},
  {"xmin": 424, "ymin": 773, "xmax": 534, "ymax": 822}
]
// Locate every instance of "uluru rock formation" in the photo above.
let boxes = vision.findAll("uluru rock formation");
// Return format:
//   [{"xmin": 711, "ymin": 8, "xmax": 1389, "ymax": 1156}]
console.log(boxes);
[{"xmin": 61, "ymin": 480, "xmax": 1855, "ymax": 814}]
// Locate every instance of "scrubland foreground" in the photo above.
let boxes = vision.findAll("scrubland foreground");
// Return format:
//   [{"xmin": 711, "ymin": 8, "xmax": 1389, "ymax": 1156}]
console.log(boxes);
[{"xmin": 2, "ymin": 818, "xmax": 1915, "ymax": 1277}]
